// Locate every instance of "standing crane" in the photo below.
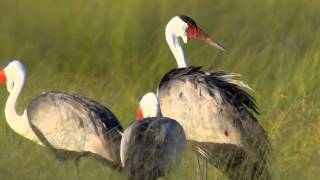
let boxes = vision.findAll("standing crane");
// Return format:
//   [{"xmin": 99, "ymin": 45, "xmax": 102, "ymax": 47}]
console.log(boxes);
[
  {"xmin": 120, "ymin": 93, "xmax": 186, "ymax": 180},
  {"xmin": 0, "ymin": 60, "xmax": 123, "ymax": 173},
  {"xmin": 143, "ymin": 15, "xmax": 270, "ymax": 180}
]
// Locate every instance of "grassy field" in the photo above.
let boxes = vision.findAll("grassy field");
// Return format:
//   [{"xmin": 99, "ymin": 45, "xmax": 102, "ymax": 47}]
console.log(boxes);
[{"xmin": 0, "ymin": 0, "xmax": 319, "ymax": 179}]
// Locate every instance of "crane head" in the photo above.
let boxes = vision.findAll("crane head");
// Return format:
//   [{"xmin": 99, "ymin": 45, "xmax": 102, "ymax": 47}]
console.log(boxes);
[
  {"xmin": 137, "ymin": 92, "xmax": 160, "ymax": 120},
  {"xmin": 0, "ymin": 60, "xmax": 26, "ymax": 93},
  {"xmin": 166, "ymin": 15, "xmax": 226, "ymax": 51}
]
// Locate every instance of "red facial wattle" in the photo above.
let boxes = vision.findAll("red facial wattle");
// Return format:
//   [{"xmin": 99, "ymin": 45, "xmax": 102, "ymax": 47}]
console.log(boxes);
[
  {"xmin": 137, "ymin": 105, "xmax": 144, "ymax": 120},
  {"xmin": 187, "ymin": 23, "xmax": 201, "ymax": 39},
  {"xmin": 0, "ymin": 69, "xmax": 7, "ymax": 84},
  {"xmin": 187, "ymin": 23, "xmax": 226, "ymax": 52}
]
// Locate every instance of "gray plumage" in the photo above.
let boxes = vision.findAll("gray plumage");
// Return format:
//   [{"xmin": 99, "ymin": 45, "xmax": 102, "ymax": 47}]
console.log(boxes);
[
  {"xmin": 120, "ymin": 117, "xmax": 186, "ymax": 180},
  {"xmin": 27, "ymin": 91, "xmax": 123, "ymax": 169},
  {"xmin": 158, "ymin": 67, "xmax": 270, "ymax": 180}
]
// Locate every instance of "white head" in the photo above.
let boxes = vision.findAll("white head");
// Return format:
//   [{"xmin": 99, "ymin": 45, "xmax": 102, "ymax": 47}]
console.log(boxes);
[
  {"xmin": 165, "ymin": 15, "xmax": 226, "ymax": 50},
  {"xmin": 166, "ymin": 16, "xmax": 190, "ymax": 44},
  {"xmin": 0, "ymin": 60, "xmax": 26, "ymax": 93},
  {"xmin": 137, "ymin": 92, "xmax": 160, "ymax": 120}
]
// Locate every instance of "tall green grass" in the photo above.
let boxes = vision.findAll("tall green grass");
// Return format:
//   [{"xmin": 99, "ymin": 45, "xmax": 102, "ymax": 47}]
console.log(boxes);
[{"xmin": 0, "ymin": 0, "xmax": 319, "ymax": 179}]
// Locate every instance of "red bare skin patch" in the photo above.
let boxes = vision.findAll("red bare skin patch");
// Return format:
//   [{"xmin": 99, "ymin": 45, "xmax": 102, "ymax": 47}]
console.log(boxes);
[
  {"xmin": 137, "ymin": 105, "xmax": 144, "ymax": 120},
  {"xmin": 187, "ymin": 23, "xmax": 201, "ymax": 39},
  {"xmin": 186, "ymin": 20, "xmax": 226, "ymax": 51},
  {"xmin": 0, "ymin": 69, "xmax": 6, "ymax": 84}
]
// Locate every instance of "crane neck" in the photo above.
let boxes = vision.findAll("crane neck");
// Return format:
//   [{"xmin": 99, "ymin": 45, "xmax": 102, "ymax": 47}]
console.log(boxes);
[
  {"xmin": 165, "ymin": 29, "xmax": 189, "ymax": 68},
  {"xmin": 5, "ymin": 74, "xmax": 25, "ymax": 128},
  {"xmin": 4, "ymin": 73, "xmax": 39, "ymax": 142}
]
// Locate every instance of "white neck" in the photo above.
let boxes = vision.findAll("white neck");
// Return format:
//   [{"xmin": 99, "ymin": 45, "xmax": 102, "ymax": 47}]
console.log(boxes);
[
  {"xmin": 5, "ymin": 74, "xmax": 39, "ymax": 143},
  {"xmin": 165, "ymin": 24, "xmax": 189, "ymax": 68}
]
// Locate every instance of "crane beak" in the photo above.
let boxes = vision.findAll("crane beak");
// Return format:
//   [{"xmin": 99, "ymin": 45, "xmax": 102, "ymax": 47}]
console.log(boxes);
[
  {"xmin": 0, "ymin": 69, "xmax": 6, "ymax": 84},
  {"xmin": 194, "ymin": 27, "xmax": 226, "ymax": 52}
]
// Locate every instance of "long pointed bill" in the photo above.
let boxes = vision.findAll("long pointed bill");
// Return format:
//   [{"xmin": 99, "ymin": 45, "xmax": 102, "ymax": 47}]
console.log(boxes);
[
  {"xmin": 0, "ymin": 69, "xmax": 6, "ymax": 84},
  {"xmin": 195, "ymin": 28, "xmax": 226, "ymax": 52}
]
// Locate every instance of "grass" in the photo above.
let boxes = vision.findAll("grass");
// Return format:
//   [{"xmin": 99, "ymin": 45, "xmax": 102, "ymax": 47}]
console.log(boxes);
[{"xmin": 0, "ymin": 0, "xmax": 319, "ymax": 179}]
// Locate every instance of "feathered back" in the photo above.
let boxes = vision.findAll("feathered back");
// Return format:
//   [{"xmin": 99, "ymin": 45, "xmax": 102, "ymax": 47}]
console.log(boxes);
[{"xmin": 159, "ymin": 67, "xmax": 259, "ymax": 121}]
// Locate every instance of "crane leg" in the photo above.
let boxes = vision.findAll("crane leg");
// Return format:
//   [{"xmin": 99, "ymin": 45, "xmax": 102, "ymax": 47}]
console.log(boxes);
[
  {"xmin": 74, "ymin": 157, "xmax": 81, "ymax": 180},
  {"xmin": 193, "ymin": 153, "xmax": 208, "ymax": 180}
]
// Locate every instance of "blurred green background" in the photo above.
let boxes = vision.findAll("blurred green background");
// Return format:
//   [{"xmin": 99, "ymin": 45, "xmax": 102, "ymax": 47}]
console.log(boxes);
[{"xmin": 0, "ymin": 0, "xmax": 319, "ymax": 179}]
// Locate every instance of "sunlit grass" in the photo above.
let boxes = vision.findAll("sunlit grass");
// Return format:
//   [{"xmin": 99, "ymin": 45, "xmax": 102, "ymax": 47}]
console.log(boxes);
[{"xmin": 0, "ymin": 0, "xmax": 319, "ymax": 179}]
